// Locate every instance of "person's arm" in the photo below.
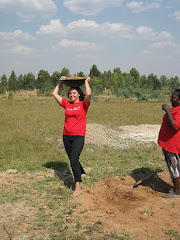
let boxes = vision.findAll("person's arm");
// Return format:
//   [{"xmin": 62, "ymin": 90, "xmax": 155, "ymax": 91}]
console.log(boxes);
[
  {"xmin": 84, "ymin": 76, "xmax": 92, "ymax": 105},
  {"xmin": 162, "ymin": 104, "xmax": 176, "ymax": 131},
  {"xmin": 52, "ymin": 76, "xmax": 65, "ymax": 105}
]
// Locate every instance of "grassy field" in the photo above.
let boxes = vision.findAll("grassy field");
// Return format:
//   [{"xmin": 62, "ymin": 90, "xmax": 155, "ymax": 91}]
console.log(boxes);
[
  {"xmin": 0, "ymin": 91, "xmax": 168, "ymax": 239},
  {"xmin": 0, "ymin": 91, "xmax": 165, "ymax": 171}
]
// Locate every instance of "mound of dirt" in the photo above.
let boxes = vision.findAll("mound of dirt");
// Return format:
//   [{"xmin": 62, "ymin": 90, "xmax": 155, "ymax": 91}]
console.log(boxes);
[{"xmin": 73, "ymin": 172, "xmax": 180, "ymax": 240}]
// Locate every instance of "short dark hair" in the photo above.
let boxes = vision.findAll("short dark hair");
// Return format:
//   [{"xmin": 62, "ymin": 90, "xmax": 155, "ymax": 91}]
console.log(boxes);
[
  {"xmin": 174, "ymin": 89, "xmax": 180, "ymax": 99},
  {"xmin": 68, "ymin": 87, "xmax": 85, "ymax": 101}
]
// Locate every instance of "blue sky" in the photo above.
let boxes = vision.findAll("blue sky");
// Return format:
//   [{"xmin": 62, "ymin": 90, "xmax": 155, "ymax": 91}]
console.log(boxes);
[{"xmin": 0, "ymin": 0, "xmax": 180, "ymax": 78}]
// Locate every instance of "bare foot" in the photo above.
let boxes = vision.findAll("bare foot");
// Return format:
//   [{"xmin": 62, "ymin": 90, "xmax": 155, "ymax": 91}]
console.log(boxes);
[
  {"xmin": 72, "ymin": 191, "xmax": 83, "ymax": 198},
  {"xmin": 72, "ymin": 182, "xmax": 83, "ymax": 198}
]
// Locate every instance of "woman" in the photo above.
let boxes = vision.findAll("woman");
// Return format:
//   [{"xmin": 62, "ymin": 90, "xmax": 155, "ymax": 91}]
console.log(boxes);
[
  {"xmin": 52, "ymin": 76, "xmax": 92, "ymax": 198},
  {"xmin": 158, "ymin": 89, "xmax": 180, "ymax": 198}
]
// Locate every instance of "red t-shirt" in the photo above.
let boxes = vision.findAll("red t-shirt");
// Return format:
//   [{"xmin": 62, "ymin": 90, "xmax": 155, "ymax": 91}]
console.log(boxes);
[
  {"xmin": 60, "ymin": 98, "xmax": 90, "ymax": 136},
  {"xmin": 158, "ymin": 105, "xmax": 180, "ymax": 154}
]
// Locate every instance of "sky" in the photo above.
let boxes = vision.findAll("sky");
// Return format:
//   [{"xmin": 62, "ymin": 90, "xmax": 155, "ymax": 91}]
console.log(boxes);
[{"xmin": 0, "ymin": 0, "xmax": 180, "ymax": 79}]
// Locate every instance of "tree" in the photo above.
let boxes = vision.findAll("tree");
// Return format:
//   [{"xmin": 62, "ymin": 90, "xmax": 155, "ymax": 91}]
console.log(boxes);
[
  {"xmin": 103, "ymin": 70, "xmax": 111, "ymax": 88},
  {"xmin": 123, "ymin": 72, "xmax": 133, "ymax": 88},
  {"xmin": 169, "ymin": 76, "xmax": 180, "ymax": 91},
  {"xmin": 147, "ymin": 73, "xmax": 161, "ymax": 90},
  {"xmin": 60, "ymin": 67, "xmax": 70, "ymax": 77},
  {"xmin": 113, "ymin": 67, "xmax": 121, "ymax": 75},
  {"xmin": 8, "ymin": 70, "xmax": 17, "ymax": 91},
  {"xmin": 77, "ymin": 71, "xmax": 84, "ymax": 77},
  {"xmin": 16, "ymin": 74, "xmax": 24, "ymax": 90},
  {"xmin": 51, "ymin": 71, "xmax": 61, "ymax": 87},
  {"xmin": 90, "ymin": 76, "xmax": 104, "ymax": 94},
  {"xmin": 130, "ymin": 68, "xmax": 140, "ymax": 80},
  {"xmin": 160, "ymin": 75, "xmax": 169, "ymax": 89},
  {"xmin": 130, "ymin": 68, "xmax": 140, "ymax": 87},
  {"xmin": 90, "ymin": 64, "xmax": 101, "ymax": 77},
  {"xmin": 152, "ymin": 75, "xmax": 161, "ymax": 90},
  {"xmin": 0, "ymin": 74, "xmax": 8, "ymax": 93},
  {"xmin": 24, "ymin": 72, "xmax": 36, "ymax": 90},
  {"xmin": 139, "ymin": 75, "xmax": 148, "ymax": 89},
  {"xmin": 37, "ymin": 70, "xmax": 52, "ymax": 94}
]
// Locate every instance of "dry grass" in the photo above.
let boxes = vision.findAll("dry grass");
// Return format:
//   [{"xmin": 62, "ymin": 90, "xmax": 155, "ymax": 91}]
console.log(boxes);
[{"xmin": 88, "ymin": 97, "xmax": 164, "ymax": 126}]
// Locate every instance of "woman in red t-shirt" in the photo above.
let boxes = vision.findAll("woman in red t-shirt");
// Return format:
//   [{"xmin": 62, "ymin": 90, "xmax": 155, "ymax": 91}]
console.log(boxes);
[
  {"xmin": 158, "ymin": 89, "xmax": 180, "ymax": 198},
  {"xmin": 52, "ymin": 76, "xmax": 91, "ymax": 198}
]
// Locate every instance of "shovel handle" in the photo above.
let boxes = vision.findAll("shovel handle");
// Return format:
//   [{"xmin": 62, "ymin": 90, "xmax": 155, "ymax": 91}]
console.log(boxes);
[{"xmin": 132, "ymin": 168, "xmax": 163, "ymax": 188}]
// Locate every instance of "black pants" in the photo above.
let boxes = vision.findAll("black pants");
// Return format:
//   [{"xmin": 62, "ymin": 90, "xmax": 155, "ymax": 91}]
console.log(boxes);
[{"xmin": 63, "ymin": 135, "xmax": 85, "ymax": 182}]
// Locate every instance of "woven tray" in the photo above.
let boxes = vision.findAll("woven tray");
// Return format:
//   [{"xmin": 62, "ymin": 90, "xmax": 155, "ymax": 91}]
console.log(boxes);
[{"xmin": 61, "ymin": 76, "xmax": 86, "ymax": 87}]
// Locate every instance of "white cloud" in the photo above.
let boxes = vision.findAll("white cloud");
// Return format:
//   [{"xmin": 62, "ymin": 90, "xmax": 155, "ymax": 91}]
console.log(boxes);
[
  {"xmin": 63, "ymin": 0, "xmax": 124, "ymax": 16},
  {"xmin": 56, "ymin": 39, "xmax": 97, "ymax": 50},
  {"xmin": 67, "ymin": 19, "xmax": 99, "ymax": 30},
  {"xmin": 126, "ymin": 1, "xmax": 161, "ymax": 13},
  {"xmin": 126, "ymin": 1, "xmax": 144, "ymax": 12},
  {"xmin": 37, "ymin": 19, "xmax": 173, "ymax": 43},
  {"xmin": 136, "ymin": 26, "xmax": 172, "ymax": 40},
  {"xmin": 0, "ymin": 30, "xmax": 34, "ymax": 41},
  {"xmin": 173, "ymin": 10, "xmax": 180, "ymax": 21},
  {"xmin": 100, "ymin": 22, "xmax": 134, "ymax": 39},
  {"xmin": 0, "ymin": 0, "xmax": 56, "ymax": 21},
  {"xmin": 74, "ymin": 53, "xmax": 96, "ymax": 59},
  {"xmin": 149, "ymin": 41, "xmax": 177, "ymax": 48},
  {"xmin": 101, "ymin": 22, "xmax": 133, "ymax": 33},
  {"xmin": 37, "ymin": 18, "xmax": 134, "ymax": 39},
  {"xmin": 36, "ymin": 19, "xmax": 65, "ymax": 35},
  {"xmin": 10, "ymin": 44, "xmax": 36, "ymax": 55},
  {"xmin": 136, "ymin": 26, "xmax": 156, "ymax": 37},
  {"xmin": 156, "ymin": 31, "xmax": 173, "ymax": 40}
]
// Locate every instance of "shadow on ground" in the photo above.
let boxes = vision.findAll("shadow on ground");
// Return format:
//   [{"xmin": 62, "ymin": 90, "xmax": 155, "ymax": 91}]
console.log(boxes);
[
  {"xmin": 130, "ymin": 167, "xmax": 172, "ymax": 193},
  {"xmin": 43, "ymin": 161, "xmax": 74, "ymax": 189}
]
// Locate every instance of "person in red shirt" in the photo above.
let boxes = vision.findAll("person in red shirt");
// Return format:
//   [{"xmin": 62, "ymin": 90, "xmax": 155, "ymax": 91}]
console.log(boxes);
[
  {"xmin": 158, "ymin": 89, "xmax": 180, "ymax": 198},
  {"xmin": 52, "ymin": 76, "xmax": 92, "ymax": 198}
]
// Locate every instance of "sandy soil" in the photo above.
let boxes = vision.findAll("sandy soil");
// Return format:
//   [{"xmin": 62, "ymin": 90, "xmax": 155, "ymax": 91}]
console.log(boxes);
[
  {"xmin": 86, "ymin": 123, "xmax": 161, "ymax": 148},
  {"xmin": 73, "ymin": 173, "xmax": 180, "ymax": 240},
  {"xmin": 1, "ymin": 124, "xmax": 180, "ymax": 240}
]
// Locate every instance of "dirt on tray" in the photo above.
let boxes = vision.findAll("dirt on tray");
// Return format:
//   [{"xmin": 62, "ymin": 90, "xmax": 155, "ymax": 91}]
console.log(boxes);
[{"xmin": 1, "ymin": 124, "xmax": 180, "ymax": 240}]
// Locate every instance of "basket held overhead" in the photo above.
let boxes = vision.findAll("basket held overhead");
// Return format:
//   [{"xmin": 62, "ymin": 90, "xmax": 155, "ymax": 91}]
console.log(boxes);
[{"xmin": 60, "ymin": 76, "xmax": 86, "ymax": 87}]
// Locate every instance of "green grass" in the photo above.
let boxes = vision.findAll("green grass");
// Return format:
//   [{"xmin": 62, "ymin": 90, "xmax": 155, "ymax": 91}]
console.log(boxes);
[
  {"xmin": 165, "ymin": 229, "xmax": 180, "ymax": 240},
  {"xmin": 0, "ymin": 92, "xmax": 168, "ymax": 239},
  {"xmin": 88, "ymin": 97, "xmax": 164, "ymax": 126},
  {"xmin": 140, "ymin": 208, "xmax": 155, "ymax": 216},
  {"xmin": 0, "ymin": 93, "xmax": 165, "ymax": 171}
]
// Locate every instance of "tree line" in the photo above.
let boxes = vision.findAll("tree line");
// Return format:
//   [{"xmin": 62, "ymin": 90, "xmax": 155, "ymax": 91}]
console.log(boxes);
[{"xmin": 0, "ymin": 65, "xmax": 180, "ymax": 99}]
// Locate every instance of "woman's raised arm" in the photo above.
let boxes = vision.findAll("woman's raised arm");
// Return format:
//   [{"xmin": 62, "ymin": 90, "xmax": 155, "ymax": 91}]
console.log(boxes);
[
  {"xmin": 52, "ymin": 76, "xmax": 65, "ymax": 105},
  {"xmin": 84, "ymin": 76, "xmax": 92, "ymax": 105}
]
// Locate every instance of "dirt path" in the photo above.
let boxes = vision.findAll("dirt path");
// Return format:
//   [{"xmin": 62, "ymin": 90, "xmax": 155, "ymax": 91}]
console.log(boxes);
[
  {"xmin": 86, "ymin": 123, "xmax": 160, "ymax": 148},
  {"xmin": 1, "ymin": 124, "xmax": 180, "ymax": 240}
]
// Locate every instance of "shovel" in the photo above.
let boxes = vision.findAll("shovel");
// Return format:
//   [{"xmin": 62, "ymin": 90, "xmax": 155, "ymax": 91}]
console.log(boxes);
[{"xmin": 132, "ymin": 168, "xmax": 163, "ymax": 188}]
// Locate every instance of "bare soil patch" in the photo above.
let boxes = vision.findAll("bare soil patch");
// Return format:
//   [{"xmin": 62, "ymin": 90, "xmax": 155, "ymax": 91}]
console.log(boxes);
[
  {"xmin": 73, "ymin": 173, "xmax": 180, "ymax": 240},
  {"xmin": 86, "ymin": 123, "xmax": 160, "ymax": 148}
]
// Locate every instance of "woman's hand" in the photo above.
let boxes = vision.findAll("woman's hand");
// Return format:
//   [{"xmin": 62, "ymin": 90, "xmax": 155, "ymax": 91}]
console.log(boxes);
[
  {"xmin": 162, "ymin": 104, "xmax": 170, "ymax": 112},
  {"xmin": 162, "ymin": 104, "xmax": 176, "ymax": 130},
  {"xmin": 85, "ymin": 76, "xmax": 91, "ymax": 82},
  {"xmin": 59, "ymin": 76, "xmax": 66, "ymax": 87},
  {"xmin": 60, "ymin": 76, "xmax": 66, "ymax": 80}
]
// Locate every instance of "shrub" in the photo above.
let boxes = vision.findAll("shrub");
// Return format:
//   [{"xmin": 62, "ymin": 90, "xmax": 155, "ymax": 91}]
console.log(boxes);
[
  {"xmin": 8, "ymin": 91, "xmax": 14, "ymax": 99},
  {"xmin": 137, "ymin": 94, "xmax": 149, "ymax": 101}
]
